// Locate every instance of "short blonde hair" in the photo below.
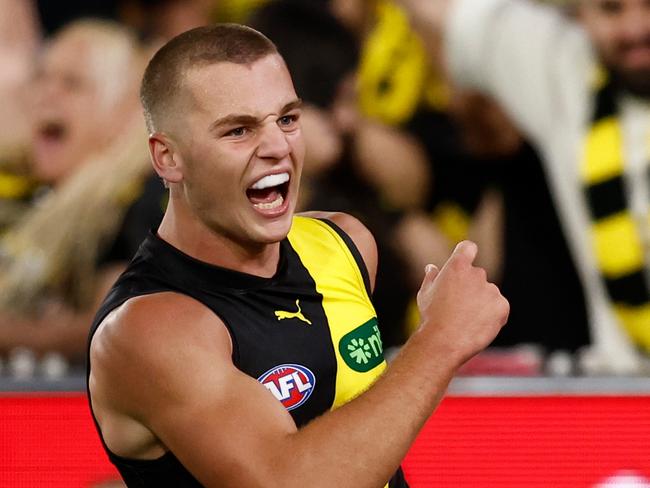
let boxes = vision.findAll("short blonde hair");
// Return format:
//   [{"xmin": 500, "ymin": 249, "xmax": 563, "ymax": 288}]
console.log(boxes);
[{"xmin": 140, "ymin": 23, "xmax": 278, "ymax": 133}]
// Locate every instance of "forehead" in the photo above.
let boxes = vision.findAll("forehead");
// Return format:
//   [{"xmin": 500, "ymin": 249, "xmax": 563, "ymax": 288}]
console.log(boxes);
[
  {"xmin": 42, "ymin": 31, "xmax": 97, "ymax": 76},
  {"xmin": 181, "ymin": 54, "xmax": 298, "ymax": 119}
]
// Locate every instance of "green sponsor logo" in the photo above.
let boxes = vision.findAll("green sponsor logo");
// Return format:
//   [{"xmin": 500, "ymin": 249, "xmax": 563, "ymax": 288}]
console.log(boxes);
[{"xmin": 339, "ymin": 318, "xmax": 384, "ymax": 372}]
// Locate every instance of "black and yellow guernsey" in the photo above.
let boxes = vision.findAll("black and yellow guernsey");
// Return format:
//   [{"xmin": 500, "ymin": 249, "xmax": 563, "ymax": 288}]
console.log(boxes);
[{"xmin": 86, "ymin": 216, "xmax": 409, "ymax": 488}]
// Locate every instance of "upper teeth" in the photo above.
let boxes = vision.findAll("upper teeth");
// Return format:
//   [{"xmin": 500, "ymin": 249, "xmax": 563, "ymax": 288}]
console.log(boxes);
[{"xmin": 251, "ymin": 172, "xmax": 289, "ymax": 190}]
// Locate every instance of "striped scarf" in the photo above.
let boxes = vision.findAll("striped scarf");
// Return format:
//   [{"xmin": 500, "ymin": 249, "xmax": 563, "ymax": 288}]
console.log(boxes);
[{"xmin": 581, "ymin": 70, "xmax": 650, "ymax": 351}]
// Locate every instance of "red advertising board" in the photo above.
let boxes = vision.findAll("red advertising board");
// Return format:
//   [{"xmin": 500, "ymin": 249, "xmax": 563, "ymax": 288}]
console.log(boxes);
[{"xmin": 1, "ymin": 393, "xmax": 650, "ymax": 487}]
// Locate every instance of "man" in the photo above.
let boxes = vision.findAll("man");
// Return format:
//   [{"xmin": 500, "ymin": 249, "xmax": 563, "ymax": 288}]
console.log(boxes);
[
  {"xmin": 399, "ymin": 0, "xmax": 650, "ymax": 374},
  {"xmin": 86, "ymin": 24, "xmax": 508, "ymax": 487}
]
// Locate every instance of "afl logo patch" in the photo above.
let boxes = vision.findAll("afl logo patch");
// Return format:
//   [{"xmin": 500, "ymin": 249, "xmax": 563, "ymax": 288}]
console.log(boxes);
[{"xmin": 257, "ymin": 364, "xmax": 316, "ymax": 411}]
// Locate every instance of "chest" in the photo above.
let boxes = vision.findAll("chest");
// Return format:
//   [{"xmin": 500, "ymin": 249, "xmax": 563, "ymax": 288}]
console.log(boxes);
[{"xmin": 204, "ymin": 244, "xmax": 386, "ymax": 427}]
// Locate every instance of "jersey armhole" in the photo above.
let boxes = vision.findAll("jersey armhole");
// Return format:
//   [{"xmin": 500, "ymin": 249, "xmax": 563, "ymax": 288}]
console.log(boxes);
[{"xmin": 318, "ymin": 218, "xmax": 373, "ymax": 298}]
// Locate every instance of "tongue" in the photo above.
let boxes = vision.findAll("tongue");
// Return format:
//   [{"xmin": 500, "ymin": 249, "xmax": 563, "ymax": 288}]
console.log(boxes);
[{"xmin": 247, "ymin": 186, "xmax": 281, "ymax": 204}]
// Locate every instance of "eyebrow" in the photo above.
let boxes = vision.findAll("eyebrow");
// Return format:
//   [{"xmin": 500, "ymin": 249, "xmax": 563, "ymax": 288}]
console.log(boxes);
[{"xmin": 209, "ymin": 99, "xmax": 303, "ymax": 133}]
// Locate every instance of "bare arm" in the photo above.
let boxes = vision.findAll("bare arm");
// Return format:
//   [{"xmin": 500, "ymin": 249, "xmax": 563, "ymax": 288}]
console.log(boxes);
[
  {"xmin": 402, "ymin": 0, "xmax": 590, "ymax": 144},
  {"xmin": 90, "ymin": 239, "xmax": 507, "ymax": 488}
]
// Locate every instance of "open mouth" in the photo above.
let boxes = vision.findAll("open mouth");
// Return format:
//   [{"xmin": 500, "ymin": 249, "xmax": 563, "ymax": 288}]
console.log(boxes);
[
  {"xmin": 246, "ymin": 172, "xmax": 290, "ymax": 211},
  {"xmin": 37, "ymin": 120, "xmax": 68, "ymax": 144}
]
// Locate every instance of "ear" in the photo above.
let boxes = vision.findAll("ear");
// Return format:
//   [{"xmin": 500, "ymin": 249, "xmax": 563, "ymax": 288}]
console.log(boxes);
[{"xmin": 149, "ymin": 132, "xmax": 183, "ymax": 184}]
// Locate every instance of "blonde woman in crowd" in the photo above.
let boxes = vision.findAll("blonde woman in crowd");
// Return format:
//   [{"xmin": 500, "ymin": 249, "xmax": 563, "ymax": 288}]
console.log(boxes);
[{"xmin": 0, "ymin": 19, "xmax": 164, "ymax": 372}]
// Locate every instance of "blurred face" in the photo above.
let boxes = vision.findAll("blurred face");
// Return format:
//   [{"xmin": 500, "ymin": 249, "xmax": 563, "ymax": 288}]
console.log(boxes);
[
  {"xmin": 579, "ymin": 0, "xmax": 650, "ymax": 96},
  {"xmin": 30, "ymin": 29, "xmax": 126, "ymax": 184},
  {"xmin": 165, "ymin": 54, "xmax": 305, "ymax": 247}
]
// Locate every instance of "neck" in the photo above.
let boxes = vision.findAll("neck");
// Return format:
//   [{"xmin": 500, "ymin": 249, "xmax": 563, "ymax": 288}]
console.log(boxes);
[{"xmin": 157, "ymin": 199, "xmax": 282, "ymax": 278}]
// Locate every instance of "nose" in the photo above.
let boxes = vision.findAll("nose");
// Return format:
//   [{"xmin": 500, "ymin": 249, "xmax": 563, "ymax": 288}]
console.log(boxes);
[{"xmin": 256, "ymin": 122, "xmax": 291, "ymax": 161}]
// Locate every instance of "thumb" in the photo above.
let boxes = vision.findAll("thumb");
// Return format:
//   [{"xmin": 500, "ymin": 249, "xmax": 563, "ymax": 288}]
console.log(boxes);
[{"xmin": 451, "ymin": 240, "xmax": 478, "ymax": 264}]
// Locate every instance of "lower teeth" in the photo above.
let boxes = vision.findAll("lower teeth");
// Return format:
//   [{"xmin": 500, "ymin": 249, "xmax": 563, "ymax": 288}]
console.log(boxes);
[{"xmin": 254, "ymin": 194, "xmax": 284, "ymax": 210}]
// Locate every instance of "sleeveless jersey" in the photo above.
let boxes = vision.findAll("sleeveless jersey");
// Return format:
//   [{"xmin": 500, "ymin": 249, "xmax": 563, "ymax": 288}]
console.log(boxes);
[{"xmin": 86, "ymin": 216, "xmax": 409, "ymax": 487}]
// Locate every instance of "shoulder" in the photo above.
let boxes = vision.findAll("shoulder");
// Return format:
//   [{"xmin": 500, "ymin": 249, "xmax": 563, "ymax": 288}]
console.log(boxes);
[
  {"xmin": 89, "ymin": 292, "xmax": 232, "ymax": 414},
  {"xmin": 296, "ymin": 211, "xmax": 378, "ymax": 291}
]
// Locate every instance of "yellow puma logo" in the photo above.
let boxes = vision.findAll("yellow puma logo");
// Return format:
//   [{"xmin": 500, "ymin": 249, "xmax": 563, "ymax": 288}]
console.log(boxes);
[{"xmin": 275, "ymin": 299, "xmax": 312, "ymax": 325}]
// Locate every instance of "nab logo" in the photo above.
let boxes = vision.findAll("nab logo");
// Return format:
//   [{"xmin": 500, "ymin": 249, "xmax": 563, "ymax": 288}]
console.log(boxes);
[{"xmin": 257, "ymin": 364, "xmax": 316, "ymax": 411}]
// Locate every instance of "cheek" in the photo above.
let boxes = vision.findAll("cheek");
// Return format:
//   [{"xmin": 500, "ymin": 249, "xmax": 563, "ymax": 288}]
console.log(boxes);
[
  {"xmin": 63, "ymin": 120, "xmax": 96, "ymax": 159},
  {"xmin": 69, "ymin": 98, "xmax": 114, "ymax": 146},
  {"xmin": 68, "ymin": 89, "xmax": 103, "ymax": 119},
  {"xmin": 595, "ymin": 27, "xmax": 618, "ymax": 50},
  {"xmin": 184, "ymin": 152, "xmax": 241, "ymax": 204},
  {"xmin": 584, "ymin": 17, "xmax": 619, "ymax": 53},
  {"xmin": 291, "ymin": 131, "xmax": 307, "ymax": 163},
  {"xmin": 183, "ymin": 165, "xmax": 230, "ymax": 221}
]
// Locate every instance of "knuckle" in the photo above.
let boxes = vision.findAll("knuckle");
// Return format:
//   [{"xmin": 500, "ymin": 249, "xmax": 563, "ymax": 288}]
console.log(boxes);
[
  {"xmin": 487, "ymin": 282, "xmax": 499, "ymax": 293},
  {"xmin": 498, "ymin": 297, "xmax": 510, "ymax": 323},
  {"xmin": 449, "ymin": 256, "xmax": 466, "ymax": 273},
  {"xmin": 476, "ymin": 267, "xmax": 487, "ymax": 282}
]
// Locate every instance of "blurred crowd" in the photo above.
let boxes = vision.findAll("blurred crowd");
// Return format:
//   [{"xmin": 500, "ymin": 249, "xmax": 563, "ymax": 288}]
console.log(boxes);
[{"xmin": 0, "ymin": 0, "xmax": 648, "ymax": 379}]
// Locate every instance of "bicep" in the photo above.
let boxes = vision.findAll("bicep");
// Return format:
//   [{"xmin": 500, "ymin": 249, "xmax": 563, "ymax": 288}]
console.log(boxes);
[{"xmin": 149, "ymin": 357, "xmax": 297, "ymax": 487}]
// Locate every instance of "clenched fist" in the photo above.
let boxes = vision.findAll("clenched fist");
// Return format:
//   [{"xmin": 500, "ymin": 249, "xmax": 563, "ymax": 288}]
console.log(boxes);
[{"xmin": 416, "ymin": 241, "xmax": 509, "ymax": 369}]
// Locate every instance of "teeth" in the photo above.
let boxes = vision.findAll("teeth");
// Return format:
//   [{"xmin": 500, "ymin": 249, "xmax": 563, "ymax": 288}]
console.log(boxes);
[
  {"xmin": 251, "ymin": 172, "xmax": 289, "ymax": 190},
  {"xmin": 254, "ymin": 194, "xmax": 284, "ymax": 210}
]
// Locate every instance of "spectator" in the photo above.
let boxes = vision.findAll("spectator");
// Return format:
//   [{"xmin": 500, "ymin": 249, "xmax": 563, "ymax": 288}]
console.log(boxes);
[
  {"xmin": 0, "ymin": 19, "xmax": 164, "ymax": 369},
  {"xmin": 399, "ymin": 0, "xmax": 650, "ymax": 374}
]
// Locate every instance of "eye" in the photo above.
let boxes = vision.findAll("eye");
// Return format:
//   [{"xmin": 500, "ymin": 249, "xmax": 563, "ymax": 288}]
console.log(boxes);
[
  {"xmin": 278, "ymin": 113, "xmax": 299, "ymax": 129},
  {"xmin": 596, "ymin": 0, "xmax": 623, "ymax": 15},
  {"xmin": 225, "ymin": 126, "xmax": 247, "ymax": 137}
]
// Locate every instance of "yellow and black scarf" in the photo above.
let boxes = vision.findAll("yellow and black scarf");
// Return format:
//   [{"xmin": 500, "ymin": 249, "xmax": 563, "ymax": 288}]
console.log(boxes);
[{"xmin": 581, "ymin": 70, "xmax": 650, "ymax": 351}]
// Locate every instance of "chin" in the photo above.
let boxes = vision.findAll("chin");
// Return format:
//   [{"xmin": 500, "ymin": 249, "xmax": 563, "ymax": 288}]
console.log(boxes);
[{"xmin": 256, "ymin": 216, "xmax": 294, "ymax": 244}]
